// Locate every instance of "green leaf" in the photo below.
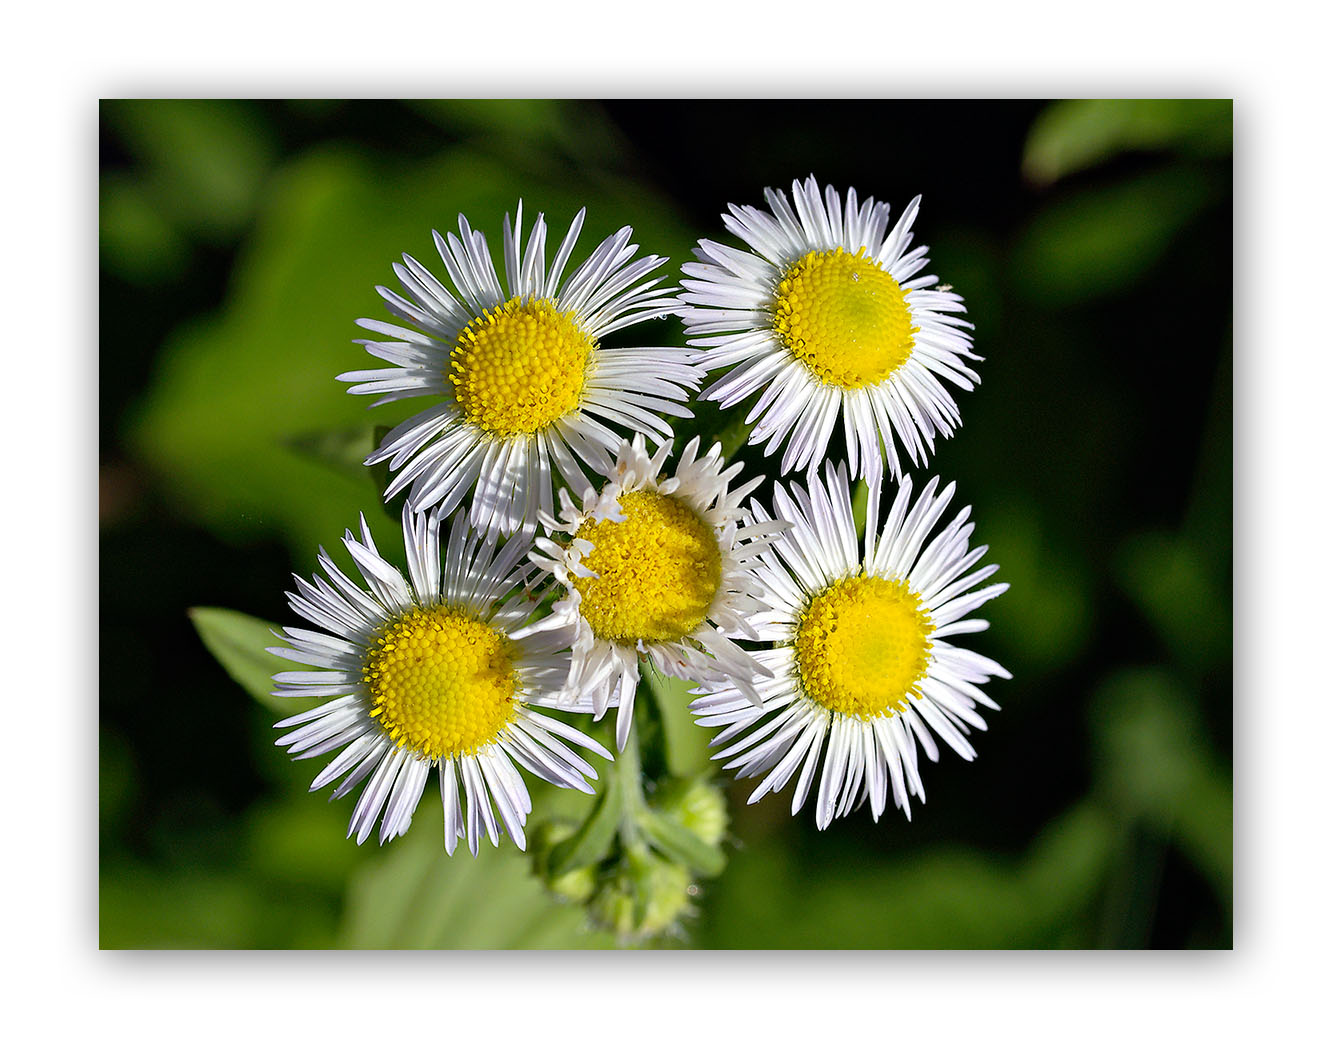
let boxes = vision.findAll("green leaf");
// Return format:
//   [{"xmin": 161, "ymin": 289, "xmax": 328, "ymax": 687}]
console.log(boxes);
[
  {"xmin": 1087, "ymin": 666, "xmax": 1232, "ymax": 905},
  {"xmin": 242, "ymin": 796, "xmax": 364, "ymax": 895},
  {"xmin": 339, "ymin": 805, "xmax": 616, "ymax": 948},
  {"xmin": 189, "ymin": 606, "xmax": 298, "ymax": 714},
  {"xmin": 1023, "ymin": 99, "xmax": 1232, "ymax": 185},
  {"xmin": 100, "ymin": 174, "xmax": 189, "ymax": 284},
  {"xmin": 1011, "ymin": 165, "xmax": 1219, "ymax": 305},
  {"xmin": 700, "ymin": 801, "xmax": 1116, "ymax": 948},
  {"xmin": 103, "ymin": 99, "xmax": 277, "ymax": 240},
  {"xmin": 980, "ymin": 501, "xmax": 1090, "ymax": 675},
  {"xmin": 547, "ymin": 774, "xmax": 623, "ymax": 877},
  {"xmin": 637, "ymin": 807, "xmax": 726, "ymax": 879},
  {"xmin": 99, "ymin": 729, "xmax": 137, "ymax": 833},
  {"xmin": 409, "ymin": 99, "xmax": 573, "ymax": 147},
  {"xmin": 1116, "ymin": 531, "xmax": 1229, "ymax": 675}
]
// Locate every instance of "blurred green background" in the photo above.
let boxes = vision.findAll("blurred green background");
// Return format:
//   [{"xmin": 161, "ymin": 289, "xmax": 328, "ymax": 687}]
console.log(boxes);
[{"xmin": 99, "ymin": 99, "xmax": 1232, "ymax": 949}]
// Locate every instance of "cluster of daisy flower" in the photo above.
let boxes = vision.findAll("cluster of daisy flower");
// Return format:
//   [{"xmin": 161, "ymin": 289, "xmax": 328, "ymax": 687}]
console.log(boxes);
[{"xmin": 269, "ymin": 176, "xmax": 1009, "ymax": 874}]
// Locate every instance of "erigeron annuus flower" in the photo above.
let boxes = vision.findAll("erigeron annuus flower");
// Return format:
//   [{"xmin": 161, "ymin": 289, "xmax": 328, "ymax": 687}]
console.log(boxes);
[
  {"xmin": 691, "ymin": 464, "xmax": 1009, "ymax": 828},
  {"xmin": 269, "ymin": 506, "xmax": 610, "ymax": 854},
  {"xmin": 531, "ymin": 435, "xmax": 784, "ymax": 751},
  {"xmin": 679, "ymin": 175, "xmax": 981, "ymax": 481},
  {"xmin": 341, "ymin": 204, "xmax": 701, "ymax": 538}
]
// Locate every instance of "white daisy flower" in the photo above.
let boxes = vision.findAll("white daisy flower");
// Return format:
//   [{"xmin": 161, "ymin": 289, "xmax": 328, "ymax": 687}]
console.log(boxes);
[
  {"xmin": 532, "ymin": 434, "xmax": 785, "ymax": 752},
  {"xmin": 341, "ymin": 203, "xmax": 701, "ymax": 538},
  {"xmin": 691, "ymin": 463, "xmax": 1009, "ymax": 828},
  {"xmin": 679, "ymin": 175, "xmax": 981, "ymax": 481},
  {"xmin": 269, "ymin": 506, "xmax": 611, "ymax": 855}
]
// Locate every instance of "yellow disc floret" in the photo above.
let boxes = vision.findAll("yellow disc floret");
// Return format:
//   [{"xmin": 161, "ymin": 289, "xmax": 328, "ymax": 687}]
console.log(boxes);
[
  {"xmin": 572, "ymin": 491, "xmax": 723, "ymax": 644},
  {"xmin": 793, "ymin": 575, "xmax": 933, "ymax": 719},
  {"xmin": 362, "ymin": 606, "xmax": 520, "ymax": 759},
  {"xmin": 772, "ymin": 247, "xmax": 918, "ymax": 389},
  {"xmin": 450, "ymin": 295, "xmax": 594, "ymax": 435}
]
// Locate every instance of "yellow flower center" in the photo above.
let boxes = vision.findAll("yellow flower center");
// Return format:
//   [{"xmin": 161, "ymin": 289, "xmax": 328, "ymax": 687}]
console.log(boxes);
[
  {"xmin": 362, "ymin": 606, "xmax": 520, "ymax": 759},
  {"xmin": 793, "ymin": 575, "xmax": 933, "ymax": 719},
  {"xmin": 449, "ymin": 295, "xmax": 594, "ymax": 436},
  {"xmin": 772, "ymin": 247, "xmax": 918, "ymax": 389},
  {"xmin": 571, "ymin": 491, "xmax": 723, "ymax": 645}
]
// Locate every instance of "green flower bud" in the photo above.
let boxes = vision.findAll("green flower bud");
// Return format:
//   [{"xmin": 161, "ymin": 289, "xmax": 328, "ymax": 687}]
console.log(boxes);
[
  {"xmin": 588, "ymin": 882, "xmax": 639, "ymax": 938},
  {"xmin": 589, "ymin": 848, "xmax": 693, "ymax": 942},
  {"xmin": 652, "ymin": 777, "xmax": 728, "ymax": 847},
  {"xmin": 631, "ymin": 850, "xmax": 693, "ymax": 938},
  {"xmin": 529, "ymin": 819, "xmax": 598, "ymax": 903},
  {"xmin": 548, "ymin": 864, "xmax": 598, "ymax": 904}
]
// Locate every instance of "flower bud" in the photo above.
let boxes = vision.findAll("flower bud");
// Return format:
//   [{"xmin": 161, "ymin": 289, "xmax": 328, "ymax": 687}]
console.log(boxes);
[
  {"xmin": 652, "ymin": 777, "xmax": 728, "ymax": 847},
  {"xmin": 529, "ymin": 819, "xmax": 598, "ymax": 903},
  {"xmin": 589, "ymin": 848, "xmax": 693, "ymax": 942}
]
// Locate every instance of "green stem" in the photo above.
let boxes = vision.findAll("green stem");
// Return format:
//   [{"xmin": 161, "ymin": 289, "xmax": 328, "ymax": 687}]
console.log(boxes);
[{"xmin": 613, "ymin": 701, "xmax": 648, "ymax": 846}]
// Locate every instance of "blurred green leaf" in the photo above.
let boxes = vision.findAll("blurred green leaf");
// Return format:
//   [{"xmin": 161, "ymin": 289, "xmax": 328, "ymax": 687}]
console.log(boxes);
[
  {"xmin": 701, "ymin": 662, "xmax": 1233, "ymax": 950},
  {"xmin": 1088, "ymin": 666, "xmax": 1232, "ymax": 903},
  {"xmin": 982, "ymin": 501, "xmax": 1091, "ymax": 675},
  {"xmin": 1019, "ymin": 803, "xmax": 1118, "ymax": 910},
  {"xmin": 1011, "ymin": 165, "xmax": 1219, "ymax": 305},
  {"xmin": 1172, "ymin": 767, "xmax": 1233, "ymax": 907},
  {"xmin": 411, "ymin": 99, "xmax": 571, "ymax": 144},
  {"xmin": 339, "ymin": 805, "xmax": 616, "ymax": 948},
  {"xmin": 99, "ymin": 728, "xmax": 138, "ymax": 835},
  {"xmin": 701, "ymin": 799, "xmax": 1115, "ymax": 948},
  {"xmin": 103, "ymin": 99, "xmax": 276, "ymax": 240},
  {"xmin": 547, "ymin": 774, "xmax": 622, "ymax": 877},
  {"xmin": 1024, "ymin": 99, "xmax": 1232, "ymax": 185},
  {"xmin": 1091, "ymin": 668, "xmax": 1196, "ymax": 813},
  {"xmin": 242, "ymin": 796, "xmax": 365, "ymax": 894},
  {"xmin": 99, "ymin": 174, "xmax": 189, "ymax": 284},
  {"xmin": 128, "ymin": 149, "xmax": 409, "ymax": 557},
  {"xmin": 1183, "ymin": 343, "xmax": 1233, "ymax": 563},
  {"xmin": 930, "ymin": 227, "xmax": 1005, "ymax": 336},
  {"xmin": 1117, "ymin": 531, "xmax": 1229, "ymax": 674},
  {"xmin": 101, "ymin": 861, "xmax": 339, "ymax": 948},
  {"xmin": 190, "ymin": 606, "xmax": 296, "ymax": 714},
  {"xmin": 101, "ymin": 864, "xmax": 265, "ymax": 948}
]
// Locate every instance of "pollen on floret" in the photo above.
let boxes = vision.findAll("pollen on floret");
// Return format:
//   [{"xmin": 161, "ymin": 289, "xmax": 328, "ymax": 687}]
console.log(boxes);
[
  {"xmin": 362, "ymin": 606, "xmax": 520, "ymax": 759},
  {"xmin": 772, "ymin": 247, "xmax": 918, "ymax": 389},
  {"xmin": 793, "ymin": 575, "xmax": 933, "ymax": 719},
  {"xmin": 450, "ymin": 295, "xmax": 594, "ymax": 435},
  {"xmin": 571, "ymin": 491, "xmax": 723, "ymax": 645}
]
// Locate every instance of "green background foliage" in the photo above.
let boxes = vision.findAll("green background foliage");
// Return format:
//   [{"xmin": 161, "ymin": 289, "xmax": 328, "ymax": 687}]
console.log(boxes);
[{"xmin": 100, "ymin": 99, "xmax": 1232, "ymax": 948}]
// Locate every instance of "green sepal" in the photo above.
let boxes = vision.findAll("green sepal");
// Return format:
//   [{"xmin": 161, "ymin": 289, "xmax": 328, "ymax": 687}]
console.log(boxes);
[
  {"xmin": 546, "ymin": 773, "xmax": 623, "ymax": 878},
  {"xmin": 637, "ymin": 806, "xmax": 726, "ymax": 879}
]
